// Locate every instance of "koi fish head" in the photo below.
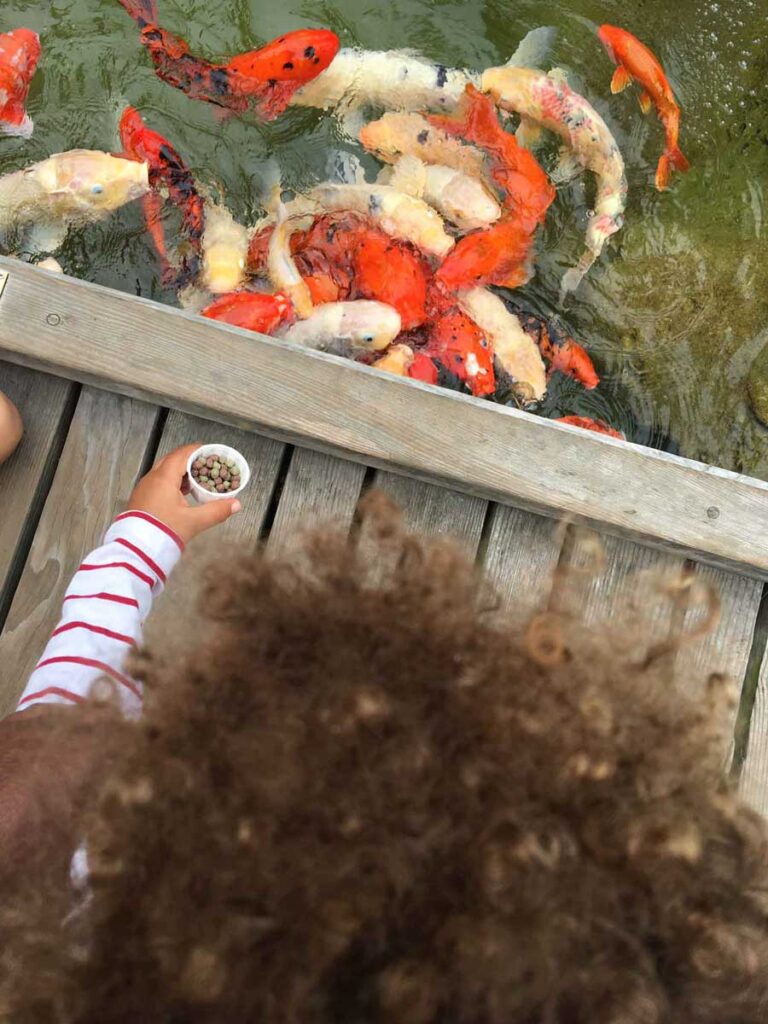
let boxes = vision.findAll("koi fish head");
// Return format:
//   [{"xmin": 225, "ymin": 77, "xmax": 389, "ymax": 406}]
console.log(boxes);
[
  {"xmin": 0, "ymin": 28, "xmax": 41, "ymax": 73},
  {"xmin": 479, "ymin": 66, "xmax": 540, "ymax": 115},
  {"xmin": 336, "ymin": 301, "xmax": 401, "ymax": 351},
  {"xmin": 597, "ymin": 26, "xmax": 621, "ymax": 63},
  {"xmin": 228, "ymin": 29, "xmax": 339, "ymax": 83},
  {"xmin": 31, "ymin": 150, "xmax": 150, "ymax": 216}
]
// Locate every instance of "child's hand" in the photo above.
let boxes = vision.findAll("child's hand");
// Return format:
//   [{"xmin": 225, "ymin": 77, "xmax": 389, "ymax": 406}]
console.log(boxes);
[{"xmin": 127, "ymin": 443, "xmax": 241, "ymax": 543}]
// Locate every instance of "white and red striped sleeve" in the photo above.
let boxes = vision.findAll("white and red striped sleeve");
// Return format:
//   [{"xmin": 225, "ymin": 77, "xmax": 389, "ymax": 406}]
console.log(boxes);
[{"xmin": 15, "ymin": 511, "xmax": 185, "ymax": 717}]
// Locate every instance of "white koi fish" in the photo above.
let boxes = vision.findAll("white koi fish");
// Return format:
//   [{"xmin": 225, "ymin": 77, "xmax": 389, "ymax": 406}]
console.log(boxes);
[
  {"xmin": 382, "ymin": 154, "xmax": 501, "ymax": 232},
  {"xmin": 290, "ymin": 27, "xmax": 557, "ymax": 132},
  {"xmin": 0, "ymin": 150, "xmax": 148, "ymax": 255},
  {"xmin": 201, "ymin": 202, "xmax": 248, "ymax": 295},
  {"xmin": 481, "ymin": 65, "xmax": 627, "ymax": 296},
  {"xmin": 278, "ymin": 300, "xmax": 401, "ymax": 355},
  {"xmin": 266, "ymin": 194, "xmax": 313, "ymax": 320},
  {"xmin": 458, "ymin": 287, "xmax": 547, "ymax": 405}
]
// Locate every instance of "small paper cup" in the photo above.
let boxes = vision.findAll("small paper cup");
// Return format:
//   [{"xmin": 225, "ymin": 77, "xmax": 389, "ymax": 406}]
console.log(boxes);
[{"xmin": 186, "ymin": 444, "xmax": 251, "ymax": 505}]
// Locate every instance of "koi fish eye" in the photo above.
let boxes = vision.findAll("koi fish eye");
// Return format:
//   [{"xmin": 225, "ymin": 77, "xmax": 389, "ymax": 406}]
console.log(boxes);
[
  {"xmin": 91, "ymin": 184, "xmax": 104, "ymax": 195},
  {"xmin": 362, "ymin": 333, "xmax": 375, "ymax": 343}
]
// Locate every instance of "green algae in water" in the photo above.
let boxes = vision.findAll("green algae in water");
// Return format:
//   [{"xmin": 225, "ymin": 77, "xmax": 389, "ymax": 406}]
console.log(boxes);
[{"xmin": 1, "ymin": 0, "xmax": 767, "ymax": 475}]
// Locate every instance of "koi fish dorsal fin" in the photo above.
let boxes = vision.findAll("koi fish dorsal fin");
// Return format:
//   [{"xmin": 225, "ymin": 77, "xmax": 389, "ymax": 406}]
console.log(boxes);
[
  {"xmin": 505, "ymin": 26, "xmax": 557, "ymax": 69},
  {"xmin": 638, "ymin": 90, "xmax": 653, "ymax": 114},
  {"xmin": 610, "ymin": 65, "xmax": 632, "ymax": 93}
]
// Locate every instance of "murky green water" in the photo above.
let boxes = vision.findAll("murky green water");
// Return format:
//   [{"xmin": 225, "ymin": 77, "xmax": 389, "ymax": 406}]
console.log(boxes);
[{"xmin": 2, "ymin": 0, "xmax": 767, "ymax": 474}]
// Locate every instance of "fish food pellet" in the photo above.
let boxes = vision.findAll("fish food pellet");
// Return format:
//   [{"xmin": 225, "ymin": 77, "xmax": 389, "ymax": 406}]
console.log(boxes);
[{"xmin": 191, "ymin": 452, "xmax": 246, "ymax": 494}]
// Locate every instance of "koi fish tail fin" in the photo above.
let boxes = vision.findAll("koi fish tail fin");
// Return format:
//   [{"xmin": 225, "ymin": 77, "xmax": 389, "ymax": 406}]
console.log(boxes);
[
  {"xmin": 0, "ymin": 107, "xmax": 34, "ymax": 138},
  {"xmin": 656, "ymin": 147, "xmax": 689, "ymax": 191},
  {"xmin": 117, "ymin": 0, "xmax": 158, "ymax": 27}
]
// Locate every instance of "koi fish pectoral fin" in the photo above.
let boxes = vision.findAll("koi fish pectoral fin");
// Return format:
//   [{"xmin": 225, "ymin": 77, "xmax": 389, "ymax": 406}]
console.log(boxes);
[
  {"xmin": 610, "ymin": 65, "xmax": 632, "ymax": 93},
  {"xmin": 551, "ymin": 147, "xmax": 583, "ymax": 185},
  {"xmin": 515, "ymin": 116, "xmax": 544, "ymax": 150},
  {"xmin": 638, "ymin": 90, "xmax": 653, "ymax": 114}
]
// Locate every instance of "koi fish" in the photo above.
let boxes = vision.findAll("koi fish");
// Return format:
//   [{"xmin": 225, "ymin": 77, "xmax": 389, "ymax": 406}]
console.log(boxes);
[
  {"xmin": 435, "ymin": 214, "xmax": 534, "ymax": 292},
  {"xmin": 372, "ymin": 343, "xmax": 416, "ymax": 377},
  {"xmin": 0, "ymin": 150, "xmax": 148, "ymax": 255},
  {"xmin": 408, "ymin": 351, "xmax": 439, "ymax": 385},
  {"xmin": 119, "ymin": 106, "xmax": 204, "ymax": 285},
  {"xmin": 598, "ymin": 25, "xmax": 689, "ymax": 191},
  {"xmin": 429, "ymin": 85, "xmax": 555, "ymax": 231},
  {"xmin": 267, "ymin": 197, "xmax": 314, "ymax": 319},
  {"xmin": 556, "ymin": 416, "xmax": 623, "ymax": 439},
  {"xmin": 290, "ymin": 27, "xmax": 557, "ymax": 130},
  {"xmin": 0, "ymin": 29, "xmax": 41, "ymax": 138},
  {"xmin": 201, "ymin": 202, "xmax": 248, "ymax": 294},
  {"xmin": 425, "ymin": 307, "xmax": 496, "ymax": 398},
  {"xmin": 277, "ymin": 300, "xmax": 401, "ymax": 355},
  {"xmin": 510, "ymin": 304, "xmax": 600, "ymax": 390},
  {"xmin": 457, "ymin": 287, "xmax": 546, "ymax": 405},
  {"xmin": 481, "ymin": 65, "xmax": 627, "ymax": 295},
  {"xmin": 118, "ymin": 1, "xmax": 339, "ymax": 121},
  {"xmin": 383, "ymin": 154, "xmax": 501, "ymax": 233},
  {"xmin": 278, "ymin": 183, "xmax": 455, "ymax": 259},
  {"xmin": 202, "ymin": 290, "xmax": 294, "ymax": 335},
  {"xmin": 351, "ymin": 229, "xmax": 429, "ymax": 330}
]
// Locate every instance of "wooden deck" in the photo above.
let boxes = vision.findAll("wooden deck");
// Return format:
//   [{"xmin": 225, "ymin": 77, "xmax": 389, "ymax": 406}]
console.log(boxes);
[
  {"xmin": 1, "ymin": 254, "xmax": 768, "ymax": 814},
  {"xmin": 1, "ymin": 359, "xmax": 768, "ymax": 814}
]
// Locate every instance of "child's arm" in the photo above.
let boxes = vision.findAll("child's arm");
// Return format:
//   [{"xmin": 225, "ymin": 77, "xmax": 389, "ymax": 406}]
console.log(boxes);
[
  {"xmin": 15, "ymin": 444, "xmax": 241, "ymax": 716},
  {"xmin": 0, "ymin": 389, "xmax": 23, "ymax": 464}
]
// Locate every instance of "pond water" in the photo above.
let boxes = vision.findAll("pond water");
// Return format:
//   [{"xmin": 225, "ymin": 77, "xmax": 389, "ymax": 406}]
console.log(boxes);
[{"xmin": 2, "ymin": 0, "xmax": 767, "ymax": 475}]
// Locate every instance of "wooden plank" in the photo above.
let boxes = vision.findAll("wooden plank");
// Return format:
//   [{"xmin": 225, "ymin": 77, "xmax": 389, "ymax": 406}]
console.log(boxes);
[
  {"xmin": 268, "ymin": 448, "xmax": 365, "ymax": 551},
  {"xmin": 672, "ymin": 567, "xmax": 762, "ymax": 707},
  {"xmin": 0, "ymin": 387, "xmax": 159, "ymax": 716},
  {"xmin": 375, "ymin": 471, "xmax": 487, "ymax": 556},
  {"xmin": 155, "ymin": 409, "xmax": 285, "ymax": 550},
  {"xmin": 741, "ymin": 651, "xmax": 768, "ymax": 817},
  {"xmin": 0, "ymin": 362, "xmax": 75, "ymax": 625},
  {"xmin": 1, "ymin": 260, "xmax": 768, "ymax": 579},
  {"xmin": 481, "ymin": 505, "xmax": 563, "ymax": 619}
]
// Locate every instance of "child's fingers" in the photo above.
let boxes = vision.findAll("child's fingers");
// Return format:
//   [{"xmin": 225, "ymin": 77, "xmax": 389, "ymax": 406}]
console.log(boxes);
[
  {"xmin": 185, "ymin": 497, "xmax": 242, "ymax": 537},
  {"xmin": 153, "ymin": 443, "xmax": 203, "ymax": 482}
]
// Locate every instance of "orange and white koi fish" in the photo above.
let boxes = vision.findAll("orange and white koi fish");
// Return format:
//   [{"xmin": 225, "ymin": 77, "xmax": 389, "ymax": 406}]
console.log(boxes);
[
  {"xmin": 424, "ymin": 306, "xmax": 496, "ymax": 398},
  {"xmin": 0, "ymin": 29, "xmax": 41, "ymax": 138},
  {"xmin": 429, "ymin": 84, "xmax": 555, "ymax": 230},
  {"xmin": 598, "ymin": 25, "xmax": 689, "ymax": 191},
  {"xmin": 556, "ymin": 416, "xmax": 623, "ymax": 439},
  {"xmin": 118, "ymin": 1, "xmax": 339, "ymax": 121},
  {"xmin": 481, "ymin": 65, "xmax": 627, "ymax": 295},
  {"xmin": 267, "ymin": 197, "xmax": 314, "ymax": 319},
  {"xmin": 457, "ymin": 287, "xmax": 546, "ymax": 405},
  {"xmin": 382, "ymin": 154, "xmax": 501, "ymax": 232}
]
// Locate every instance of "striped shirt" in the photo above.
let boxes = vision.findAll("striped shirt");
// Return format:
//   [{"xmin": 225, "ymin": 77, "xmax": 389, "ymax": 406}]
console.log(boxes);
[{"xmin": 15, "ymin": 511, "xmax": 184, "ymax": 717}]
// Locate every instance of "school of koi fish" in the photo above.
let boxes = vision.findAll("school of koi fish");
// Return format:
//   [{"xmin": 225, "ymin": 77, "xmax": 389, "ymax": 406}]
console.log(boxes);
[{"xmin": 0, "ymin": 1, "xmax": 690, "ymax": 440}]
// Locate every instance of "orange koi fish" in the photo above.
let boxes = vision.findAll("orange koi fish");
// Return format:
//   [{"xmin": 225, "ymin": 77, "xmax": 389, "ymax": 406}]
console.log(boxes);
[
  {"xmin": 118, "ymin": 1, "xmax": 339, "ymax": 120},
  {"xmin": 202, "ymin": 291, "xmax": 295, "ymax": 334},
  {"xmin": 436, "ymin": 214, "xmax": 534, "ymax": 292},
  {"xmin": 556, "ymin": 416, "xmax": 623, "ymax": 439},
  {"xmin": 119, "ymin": 106, "xmax": 204, "ymax": 285},
  {"xmin": 408, "ymin": 352, "xmax": 439, "ymax": 385},
  {"xmin": 511, "ymin": 305, "xmax": 600, "ymax": 391},
  {"xmin": 0, "ymin": 29, "xmax": 41, "ymax": 137},
  {"xmin": 430, "ymin": 84, "xmax": 555, "ymax": 230},
  {"xmin": 598, "ymin": 25, "xmax": 689, "ymax": 191},
  {"xmin": 352, "ymin": 232, "xmax": 429, "ymax": 331},
  {"xmin": 425, "ymin": 308, "xmax": 496, "ymax": 398}
]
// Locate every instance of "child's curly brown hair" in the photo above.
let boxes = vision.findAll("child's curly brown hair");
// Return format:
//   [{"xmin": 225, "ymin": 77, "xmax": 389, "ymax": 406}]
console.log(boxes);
[{"xmin": 2, "ymin": 494, "xmax": 768, "ymax": 1024}]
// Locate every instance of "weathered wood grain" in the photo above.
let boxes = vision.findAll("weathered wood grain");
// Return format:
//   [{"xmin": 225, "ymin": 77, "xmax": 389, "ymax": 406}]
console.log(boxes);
[
  {"xmin": 740, "ymin": 653, "xmax": 768, "ymax": 816},
  {"xmin": 374, "ymin": 471, "xmax": 487, "ymax": 556},
  {"xmin": 268, "ymin": 449, "xmax": 366, "ymax": 551},
  {"xmin": 0, "ymin": 362, "xmax": 75, "ymax": 627},
  {"xmin": 155, "ymin": 409, "xmax": 285, "ymax": 550},
  {"xmin": 0, "ymin": 387, "xmax": 159, "ymax": 716},
  {"xmin": 481, "ymin": 505, "xmax": 563, "ymax": 619},
  {"xmin": 672, "ymin": 567, "xmax": 762, "ymax": 708},
  {"xmin": 2, "ymin": 259, "xmax": 768, "ymax": 578}
]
